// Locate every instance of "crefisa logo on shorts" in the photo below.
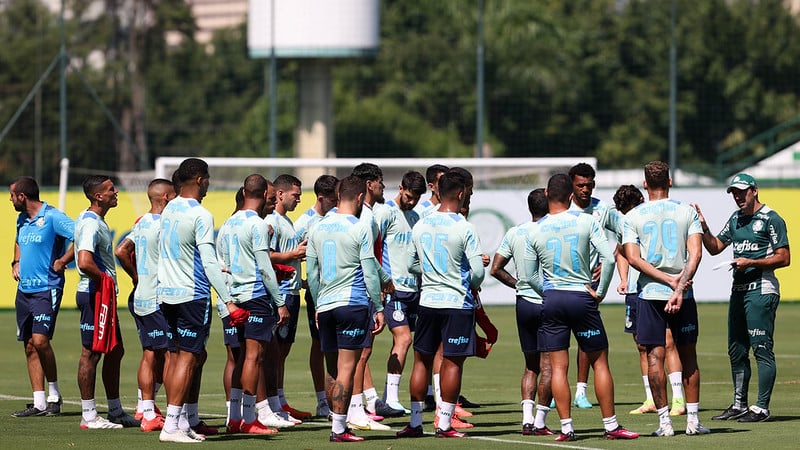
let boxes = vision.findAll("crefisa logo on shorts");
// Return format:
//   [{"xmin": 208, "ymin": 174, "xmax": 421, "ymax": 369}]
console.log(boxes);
[
  {"xmin": 147, "ymin": 329, "xmax": 165, "ymax": 339},
  {"xmin": 447, "ymin": 336, "xmax": 470, "ymax": 345},
  {"xmin": 342, "ymin": 328, "xmax": 365, "ymax": 337},
  {"xmin": 576, "ymin": 329, "xmax": 601, "ymax": 338},
  {"xmin": 178, "ymin": 327, "xmax": 198, "ymax": 338}
]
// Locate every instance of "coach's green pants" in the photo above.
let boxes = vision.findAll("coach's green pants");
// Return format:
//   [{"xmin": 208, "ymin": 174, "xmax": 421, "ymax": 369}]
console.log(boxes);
[{"xmin": 728, "ymin": 291, "xmax": 779, "ymax": 410}]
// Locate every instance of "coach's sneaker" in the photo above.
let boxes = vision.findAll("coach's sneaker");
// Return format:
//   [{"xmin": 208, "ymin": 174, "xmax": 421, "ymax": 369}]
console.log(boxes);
[
  {"xmin": 372, "ymin": 398, "xmax": 404, "ymax": 418},
  {"xmin": 242, "ymin": 419, "xmax": 279, "ymax": 435},
  {"xmin": 629, "ymin": 399, "xmax": 656, "ymax": 414},
  {"xmin": 387, "ymin": 400, "xmax": 411, "ymax": 415},
  {"xmin": 604, "ymin": 425, "xmax": 639, "ymax": 440},
  {"xmin": 108, "ymin": 411, "xmax": 141, "ymax": 428},
  {"xmin": 555, "ymin": 431, "xmax": 576, "ymax": 442},
  {"xmin": 737, "ymin": 406, "xmax": 770, "ymax": 423},
  {"xmin": 260, "ymin": 411, "xmax": 296, "ymax": 428},
  {"xmin": 12, "ymin": 404, "xmax": 46, "ymax": 418},
  {"xmin": 282, "ymin": 404, "xmax": 311, "ymax": 420},
  {"xmin": 396, "ymin": 425, "xmax": 424, "ymax": 438},
  {"xmin": 651, "ymin": 423, "xmax": 675, "ymax": 437},
  {"xmin": 435, "ymin": 427, "xmax": 467, "ymax": 438},
  {"xmin": 45, "ymin": 397, "xmax": 63, "ymax": 416},
  {"xmin": 330, "ymin": 428, "xmax": 364, "ymax": 442},
  {"xmin": 348, "ymin": 417, "xmax": 391, "ymax": 431},
  {"xmin": 670, "ymin": 398, "xmax": 686, "ymax": 416},
  {"xmin": 140, "ymin": 415, "xmax": 164, "ymax": 432},
  {"xmin": 686, "ymin": 422, "xmax": 711, "ymax": 435},
  {"xmin": 712, "ymin": 404, "xmax": 747, "ymax": 420},
  {"xmin": 159, "ymin": 428, "xmax": 202, "ymax": 443},
  {"xmin": 81, "ymin": 416, "xmax": 124, "ymax": 429},
  {"xmin": 573, "ymin": 393, "xmax": 592, "ymax": 409},
  {"xmin": 458, "ymin": 395, "xmax": 481, "ymax": 409}
]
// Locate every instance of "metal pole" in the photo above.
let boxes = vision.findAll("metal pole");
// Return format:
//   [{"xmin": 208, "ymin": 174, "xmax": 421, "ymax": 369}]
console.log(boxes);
[
  {"xmin": 269, "ymin": 0, "xmax": 277, "ymax": 165},
  {"xmin": 59, "ymin": 0, "xmax": 67, "ymax": 162},
  {"xmin": 475, "ymin": 0, "xmax": 485, "ymax": 158},
  {"xmin": 669, "ymin": 0, "xmax": 677, "ymax": 179}
]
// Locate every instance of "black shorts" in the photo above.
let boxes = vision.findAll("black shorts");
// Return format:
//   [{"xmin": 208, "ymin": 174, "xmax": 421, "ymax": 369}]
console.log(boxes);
[
  {"xmin": 318, "ymin": 305, "xmax": 372, "ymax": 352},
  {"xmin": 385, "ymin": 291, "xmax": 420, "ymax": 331},
  {"xmin": 16, "ymin": 289, "xmax": 62, "ymax": 341},
  {"xmin": 305, "ymin": 290, "xmax": 320, "ymax": 341},
  {"xmin": 77, "ymin": 291, "xmax": 123, "ymax": 348},
  {"xmin": 413, "ymin": 306, "xmax": 475, "ymax": 357},
  {"xmin": 274, "ymin": 294, "xmax": 300, "ymax": 343},
  {"xmin": 538, "ymin": 290, "xmax": 609, "ymax": 353},
  {"xmin": 624, "ymin": 293, "xmax": 639, "ymax": 335},
  {"xmin": 161, "ymin": 300, "xmax": 211, "ymax": 355},
  {"xmin": 636, "ymin": 296, "xmax": 699, "ymax": 347},
  {"xmin": 515, "ymin": 296, "xmax": 544, "ymax": 354},
  {"xmin": 239, "ymin": 295, "xmax": 277, "ymax": 343}
]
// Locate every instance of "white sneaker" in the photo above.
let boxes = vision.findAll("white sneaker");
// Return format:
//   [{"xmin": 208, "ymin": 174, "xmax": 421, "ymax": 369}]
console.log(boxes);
[
  {"xmin": 259, "ymin": 411, "xmax": 296, "ymax": 428},
  {"xmin": 651, "ymin": 422, "xmax": 675, "ymax": 437},
  {"xmin": 159, "ymin": 428, "xmax": 203, "ymax": 443},
  {"xmin": 80, "ymin": 416, "xmax": 124, "ymax": 429},
  {"xmin": 347, "ymin": 418, "xmax": 391, "ymax": 431},
  {"xmin": 686, "ymin": 422, "xmax": 711, "ymax": 435},
  {"xmin": 277, "ymin": 409, "xmax": 302, "ymax": 425},
  {"xmin": 185, "ymin": 428, "xmax": 206, "ymax": 441}
]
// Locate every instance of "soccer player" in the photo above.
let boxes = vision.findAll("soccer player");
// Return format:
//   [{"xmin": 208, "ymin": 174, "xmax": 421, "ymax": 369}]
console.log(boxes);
[
  {"xmin": 622, "ymin": 161, "xmax": 708, "ymax": 437},
  {"xmin": 10, "ymin": 176, "xmax": 73, "ymax": 417},
  {"xmin": 157, "ymin": 158, "xmax": 240, "ymax": 443},
  {"xmin": 374, "ymin": 171, "xmax": 426, "ymax": 413},
  {"xmin": 265, "ymin": 174, "xmax": 311, "ymax": 421},
  {"xmin": 217, "ymin": 174, "xmax": 289, "ymax": 435},
  {"xmin": 398, "ymin": 169, "xmax": 484, "ymax": 439},
  {"xmin": 114, "ymin": 179, "xmax": 176, "ymax": 432},
  {"xmin": 306, "ymin": 175, "xmax": 386, "ymax": 443},
  {"xmin": 75, "ymin": 175, "xmax": 138, "ymax": 429},
  {"xmin": 526, "ymin": 173, "xmax": 637, "ymax": 441},
  {"xmin": 693, "ymin": 173, "xmax": 790, "ymax": 423},
  {"xmin": 490, "ymin": 188, "xmax": 554, "ymax": 436},
  {"xmin": 294, "ymin": 174, "xmax": 339, "ymax": 418},
  {"xmin": 413, "ymin": 164, "xmax": 448, "ymax": 216}
]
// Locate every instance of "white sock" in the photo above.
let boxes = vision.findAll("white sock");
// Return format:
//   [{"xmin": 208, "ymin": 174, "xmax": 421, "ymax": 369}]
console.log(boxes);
[
  {"xmin": 81, "ymin": 398, "xmax": 98, "ymax": 422},
  {"xmin": 687, "ymin": 402, "xmax": 699, "ymax": 425},
  {"xmin": 47, "ymin": 381, "xmax": 61, "ymax": 403},
  {"xmin": 137, "ymin": 388, "xmax": 143, "ymax": 414},
  {"xmin": 33, "ymin": 391, "xmax": 46, "ymax": 410},
  {"xmin": 438, "ymin": 401, "xmax": 455, "ymax": 430},
  {"xmin": 142, "ymin": 399, "xmax": 157, "ymax": 421},
  {"xmin": 347, "ymin": 394, "xmax": 367, "ymax": 423},
  {"xmin": 560, "ymin": 417, "xmax": 574, "ymax": 434},
  {"xmin": 331, "ymin": 412, "xmax": 347, "ymax": 434},
  {"xmin": 107, "ymin": 397, "xmax": 123, "ymax": 417},
  {"xmin": 657, "ymin": 406, "xmax": 671, "ymax": 427},
  {"xmin": 364, "ymin": 387, "xmax": 379, "ymax": 412},
  {"xmin": 225, "ymin": 400, "xmax": 231, "ymax": 425},
  {"xmin": 433, "ymin": 374, "xmax": 442, "ymax": 405},
  {"xmin": 643, "ymin": 375, "xmax": 653, "ymax": 400},
  {"xmin": 184, "ymin": 402, "xmax": 199, "ymax": 427},
  {"xmin": 534, "ymin": 404, "xmax": 550, "ymax": 429},
  {"xmin": 242, "ymin": 393, "xmax": 256, "ymax": 424},
  {"xmin": 409, "ymin": 401, "xmax": 424, "ymax": 428},
  {"xmin": 385, "ymin": 373, "xmax": 402, "ymax": 403},
  {"xmin": 278, "ymin": 388, "xmax": 287, "ymax": 406},
  {"xmin": 164, "ymin": 404, "xmax": 181, "ymax": 433},
  {"xmin": 575, "ymin": 382, "xmax": 588, "ymax": 397},
  {"xmin": 229, "ymin": 388, "xmax": 243, "ymax": 423},
  {"xmin": 668, "ymin": 372, "xmax": 684, "ymax": 400},
  {"xmin": 521, "ymin": 399, "xmax": 535, "ymax": 425},
  {"xmin": 178, "ymin": 405, "xmax": 190, "ymax": 431},
  {"xmin": 602, "ymin": 414, "xmax": 619, "ymax": 432}
]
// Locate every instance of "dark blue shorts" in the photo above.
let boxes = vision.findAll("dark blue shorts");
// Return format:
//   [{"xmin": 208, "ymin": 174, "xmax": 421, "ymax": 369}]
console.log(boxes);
[
  {"xmin": 413, "ymin": 306, "xmax": 475, "ymax": 357},
  {"xmin": 636, "ymin": 296, "xmax": 699, "ymax": 347},
  {"xmin": 515, "ymin": 296, "xmax": 544, "ymax": 354},
  {"xmin": 538, "ymin": 290, "xmax": 609, "ymax": 353},
  {"xmin": 385, "ymin": 291, "xmax": 419, "ymax": 331},
  {"xmin": 16, "ymin": 289, "xmax": 62, "ymax": 341},
  {"xmin": 127, "ymin": 292, "xmax": 170, "ymax": 350},
  {"xmin": 220, "ymin": 315, "xmax": 240, "ymax": 348},
  {"xmin": 274, "ymin": 294, "xmax": 300, "ymax": 343},
  {"xmin": 624, "ymin": 293, "xmax": 639, "ymax": 335},
  {"xmin": 161, "ymin": 300, "xmax": 211, "ymax": 355},
  {"xmin": 305, "ymin": 290, "xmax": 320, "ymax": 341},
  {"xmin": 77, "ymin": 291, "xmax": 124, "ymax": 349},
  {"xmin": 317, "ymin": 305, "xmax": 371, "ymax": 352},
  {"xmin": 240, "ymin": 296, "xmax": 277, "ymax": 343}
]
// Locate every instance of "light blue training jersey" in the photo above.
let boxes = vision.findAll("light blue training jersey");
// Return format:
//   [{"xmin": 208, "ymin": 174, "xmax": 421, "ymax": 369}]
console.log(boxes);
[
  {"xmin": 128, "ymin": 213, "xmax": 162, "ymax": 315},
  {"xmin": 525, "ymin": 210, "xmax": 615, "ymax": 297},
  {"xmin": 74, "ymin": 209, "xmax": 117, "ymax": 293},
  {"xmin": 157, "ymin": 196, "xmax": 216, "ymax": 304},
  {"xmin": 607, "ymin": 207, "xmax": 640, "ymax": 293},
  {"xmin": 306, "ymin": 213, "xmax": 379, "ymax": 313},
  {"xmin": 409, "ymin": 210, "xmax": 484, "ymax": 310},
  {"xmin": 413, "ymin": 198, "xmax": 436, "ymax": 217},
  {"xmin": 374, "ymin": 200, "xmax": 420, "ymax": 292},
  {"xmin": 15, "ymin": 202, "xmax": 74, "ymax": 293},
  {"xmin": 495, "ymin": 222, "xmax": 542, "ymax": 303},
  {"xmin": 217, "ymin": 209, "xmax": 282, "ymax": 304},
  {"xmin": 265, "ymin": 211, "xmax": 302, "ymax": 295},
  {"xmin": 570, "ymin": 197, "xmax": 615, "ymax": 269},
  {"xmin": 294, "ymin": 207, "xmax": 325, "ymax": 242},
  {"xmin": 622, "ymin": 198, "xmax": 702, "ymax": 301}
]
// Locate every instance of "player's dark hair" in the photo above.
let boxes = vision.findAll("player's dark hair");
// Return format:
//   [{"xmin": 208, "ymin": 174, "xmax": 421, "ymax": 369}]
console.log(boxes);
[
  {"xmin": 82, "ymin": 175, "xmax": 111, "ymax": 200},
  {"xmin": 438, "ymin": 170, "xmax": 466, "ymax": 200},
  {"xmin": 148, "ymin": 178, "xmax": 173, "ymax": 190},
  {"xmin": 351, "ymin": 162, "xmax": 383, "ymax": 182},
  {"xmin": 173, "ymin": 158, "xmax": 209, "ymax": 186},
  {"xmin": 568, "ymin": 162, "xmax": 595, "ymax": 181},
  {"xmin": 273, "ymin": 173, "xmax": 302, "ymax": 191},
  {"xmin": 314, "ymin": 174, "xmax": 338, "ymax": 197},
  {"xmin": 613, "ymin": 184, "xmax": 645, "ymax": 214},
  {"xmin": 243, "ymin": 174, "xmax": 268, "ymax": 199},
  {"xmin": 644, "ymin": 161, "xmax": 670, "ymax": 189},
  {"xmin": 527, "ymin": 188, "xmax": 547, "ymax": 219},
  {"xmin": 338, "ymin": 175, "xmax": 366, "ymax": 201},
  {"xmin": 448, "ymin": 167, "xmax": 473, "ymax": 188},
  {"xmin": 401, "ymin": 171, "xmax": 427, "ymax": 196},
  {"xmin": 11, "ymin": 176, "xmax": 39, "ymax": 201},
  {"xmin": 425, "ymin": 164, "xmax": 449, "ymax": 184},
  {"xmin": 546, "ymin": 173, "xmax": 572, "ymax": 203}
]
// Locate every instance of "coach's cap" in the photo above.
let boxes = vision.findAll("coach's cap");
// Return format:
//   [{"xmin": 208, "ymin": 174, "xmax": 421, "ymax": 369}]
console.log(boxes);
[{"xmin": 726, "ymin": 173, "xmax": 757, "ymax": 193}]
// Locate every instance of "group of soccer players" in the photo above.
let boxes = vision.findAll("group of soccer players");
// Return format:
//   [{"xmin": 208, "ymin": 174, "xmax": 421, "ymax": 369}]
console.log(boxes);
[{"xmin": 11, "ymin": 157, "xmax": 788, "ymax": 443}]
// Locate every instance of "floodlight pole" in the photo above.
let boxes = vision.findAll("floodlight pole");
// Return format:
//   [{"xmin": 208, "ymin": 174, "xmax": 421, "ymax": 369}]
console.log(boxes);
[
  {"xmin": 59, "ymin": 0, "xmax": 67, "ymax": 163},
  {"xmin": 475, "ymin": 0, "xmax": 485, "ymax": 159},
  {"xmin": 668, "ymin": 0, "xmax": 677, "ymax": 181}
]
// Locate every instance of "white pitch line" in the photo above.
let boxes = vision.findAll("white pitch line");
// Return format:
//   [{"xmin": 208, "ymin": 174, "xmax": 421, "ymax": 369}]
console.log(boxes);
[{"xmin": 463, "ymin": 434, "xmax": 604, "ymax": 449}]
